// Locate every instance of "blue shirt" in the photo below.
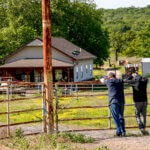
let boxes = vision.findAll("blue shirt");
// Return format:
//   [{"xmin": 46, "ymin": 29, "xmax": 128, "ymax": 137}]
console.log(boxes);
[{"xmin": 104, "ymin": 78, "xmax": 125, "ymax": 105}]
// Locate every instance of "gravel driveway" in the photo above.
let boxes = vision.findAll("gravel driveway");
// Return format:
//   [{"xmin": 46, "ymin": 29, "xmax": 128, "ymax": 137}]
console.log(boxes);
[{"xmin": 75, "ymin": 129, "xmax": 150, "ymax": 150}]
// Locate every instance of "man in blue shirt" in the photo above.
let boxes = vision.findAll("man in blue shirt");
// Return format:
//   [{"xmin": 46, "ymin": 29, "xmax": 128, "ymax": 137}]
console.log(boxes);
[{"xmin": 101, "ymin": 72, "xmax": 126, "ymax": 137}]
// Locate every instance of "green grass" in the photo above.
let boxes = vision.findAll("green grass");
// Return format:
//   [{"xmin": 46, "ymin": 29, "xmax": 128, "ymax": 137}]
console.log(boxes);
[
  {"xmin": 1, "ymin": 131, "xmax": 96, "ymax": 150},
  {"xmin": 93, "ymin": 68, "xmax": 107, "ymax": 79},
  {"xmin": 58, "ymin": 92, "xmax": 150, "ymax": 129},
  {"xmin": 0, "ymin": 95, "xmax": 42, "ymax": 124},
  {"xmin": 1, "ymin": 85, "xmax": 149, "ymax": 129}
]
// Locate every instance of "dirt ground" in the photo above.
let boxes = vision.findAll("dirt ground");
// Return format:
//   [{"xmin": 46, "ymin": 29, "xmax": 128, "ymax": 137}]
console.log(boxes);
[
  {"xmin": 0, "ymin": 124, "xmax": 150, "ymax": 150},
  {"xmin": 75, "ymin": 129, "xmax": 150, "ymax": 150}
]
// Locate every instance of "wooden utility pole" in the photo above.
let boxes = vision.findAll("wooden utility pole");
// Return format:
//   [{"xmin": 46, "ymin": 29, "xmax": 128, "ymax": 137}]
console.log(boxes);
[{"xmin": 42, "ymin": 0, "xmax": 54, "ymax": 134}]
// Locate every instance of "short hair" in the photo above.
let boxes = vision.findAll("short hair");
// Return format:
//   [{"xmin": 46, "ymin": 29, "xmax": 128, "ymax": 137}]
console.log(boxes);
[{"xmin": 108, "ymin": 72, "xmax": 116, "ymax": 78}]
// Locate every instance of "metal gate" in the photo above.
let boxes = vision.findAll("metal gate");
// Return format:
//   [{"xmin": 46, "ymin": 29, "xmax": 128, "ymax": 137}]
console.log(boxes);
[
  {"xmin": 54, "ymin": 81, "xmax": 150, "ymax": 132},
  {"xmin": 0, "ymin": 82, "xmax": 45, "ymax": 139}
]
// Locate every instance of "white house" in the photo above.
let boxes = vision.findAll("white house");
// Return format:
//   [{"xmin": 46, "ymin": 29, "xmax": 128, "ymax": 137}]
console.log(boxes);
[
  {"xmin": 0, "ymin": 37, "xmax": 96, "ymax": 82},
  {"xmin": 141, "ymin": 58, "xmax": 150, "ymax": 76}
]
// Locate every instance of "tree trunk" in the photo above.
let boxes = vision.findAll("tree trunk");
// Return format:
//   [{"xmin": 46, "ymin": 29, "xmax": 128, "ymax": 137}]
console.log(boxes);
[
  {"xmin": 96, "ymin": 63, "xmax": 98, "ymax": 69},
  {"xmin": 115, "ymin": 50, "xmax": 118, "ymax": 62}
]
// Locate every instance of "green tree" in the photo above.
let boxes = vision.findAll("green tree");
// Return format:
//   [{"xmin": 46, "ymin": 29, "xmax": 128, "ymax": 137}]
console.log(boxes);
[
  {"xmin": 0, "ymin": 0, "xmax": 109, "ymax": 65},
  {"xmin": 124, "ymin": 21, "xmax": 150, "ymax": 57},
  {"xmin": 51, "ymin": 0, "xmax": 109, "ymax": 66},
  {"xmin": 110, "ymin": 32, "xmax": 124, "ymax": 61},
  {"xmin": 0, "ymin": 0, "xmax": 41, "ymax": 58}
]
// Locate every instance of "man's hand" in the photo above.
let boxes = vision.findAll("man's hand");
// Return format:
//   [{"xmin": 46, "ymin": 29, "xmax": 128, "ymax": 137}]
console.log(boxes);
[{"xmin": 100, "ymin": 78, "xmax": 105, "ymax": 83}]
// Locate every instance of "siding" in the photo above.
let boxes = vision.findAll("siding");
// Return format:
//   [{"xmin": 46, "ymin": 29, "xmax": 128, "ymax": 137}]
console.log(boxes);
[
  {"xmin": 27, "ymin": 39, "xmax": 43, "ymax": 46},
  {"xmin": 5, "ymin": 47, "xmax": 73, "ymax": 64},
  {"xmin": 142, "ymin": 62, "xmax": 150, "ymax": 76}
]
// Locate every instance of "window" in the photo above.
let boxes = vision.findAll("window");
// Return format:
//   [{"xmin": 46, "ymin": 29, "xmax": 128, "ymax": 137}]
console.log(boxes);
[
  {"xmin": 76, "ymin": 67, "xmax": 78, "ymax": 80},
  {"xmin": 90, "ymin": 64, "xmax": 92, "ymax": 76},
  {"xmin": 86, "ymin": 65, "xmax": 88, "ymax": 73},
  {"xmin": 81, "ymin": 66, "xmax": 83, "ymax": 78}
]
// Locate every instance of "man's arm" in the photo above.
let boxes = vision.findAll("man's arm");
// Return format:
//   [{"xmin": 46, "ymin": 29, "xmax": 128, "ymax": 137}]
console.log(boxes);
[{"xmin": 124, "ymin": 78, "xmax": 136, "ymax": 86}]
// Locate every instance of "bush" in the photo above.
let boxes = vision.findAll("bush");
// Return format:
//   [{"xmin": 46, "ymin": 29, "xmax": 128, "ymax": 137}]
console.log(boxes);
[
  {"xmin": 15, "ymin": 127, "xmax": 24, "ymax": 138},
  {"xmin": 58, "ymin": 132, "xmax": 94, "ymax": 143}
]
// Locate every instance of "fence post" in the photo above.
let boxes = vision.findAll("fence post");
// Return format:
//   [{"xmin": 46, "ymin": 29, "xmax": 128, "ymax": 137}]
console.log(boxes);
[
  {"xmin": 7, "ymin": 82, "xmax": 10, "ymax": 137},
  {"xmin": 76, "ymin": 84, "xmax": 78, "ymax": 100},
  {"xmin": 65, "ymin": 84, "xmax": 66, "ymax": 96},
  {"xmin": 92, "ymin": 84, "xmax": 93, "ymax": 94},
  {"xmin": 55, "ymin": 84, "xmax": 59, "ymax": 133},
  {"xmin": 42, "ymin": 84, "xmax": 47, "ymax": 133},
  {"xmin": 108, "ymin": 107, "xmax": 111, "ymax": 129}
]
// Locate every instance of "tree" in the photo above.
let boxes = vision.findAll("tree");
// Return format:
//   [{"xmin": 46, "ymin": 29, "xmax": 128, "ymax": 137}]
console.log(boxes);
[
  {"xmin": 51, "ymin": 0, "xmax": 109, "ymax": 66},
  {"xmin": 0, "ymin": 0, "xmax": 109, "ymax": 66},
  {"xmin": 110, "ymin": 32, "xmax": 124, "ymax": 61},
  {"xmin": 123, "ymin": 21, "xmax": 150, "ymax": 57},
  {"xmin": 0, "ymin": 0, "xmax": 42, "ymax": 58}
]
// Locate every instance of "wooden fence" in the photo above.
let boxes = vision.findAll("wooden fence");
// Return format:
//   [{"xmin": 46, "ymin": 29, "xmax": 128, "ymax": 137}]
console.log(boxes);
[
  {"xmin": 55, "ymin": 81, "xmax": 150, "ymax": 132},
  {"xmin": 0, "ymin": 82, "xmax": 45, "ymax": 138},
  {"xmin": 0, "ymin": 80, "xmax": 150, "ymax": 138}
]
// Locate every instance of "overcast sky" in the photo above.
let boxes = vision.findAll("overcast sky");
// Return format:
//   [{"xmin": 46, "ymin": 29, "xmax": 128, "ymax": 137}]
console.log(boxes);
[{"xmin": 94, "ymin": 0, "xmax": 150, "ymax": 9}]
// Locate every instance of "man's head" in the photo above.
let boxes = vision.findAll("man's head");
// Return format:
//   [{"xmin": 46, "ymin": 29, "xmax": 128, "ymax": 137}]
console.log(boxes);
[{"xmin": 107, "ymin": 72, "xmax": 116, "ymax": 79}]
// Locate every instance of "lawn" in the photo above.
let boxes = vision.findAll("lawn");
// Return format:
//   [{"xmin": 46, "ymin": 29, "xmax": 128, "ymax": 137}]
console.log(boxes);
[
  {"xmin": 0, "ymin": 66, "xmax": 149, "ymax": 131},
  {"xmin": 0, "ymin": 84, "xmax": 149, "ymax": 131},
  {"xmin": 0, "ymin": 94, "xmax": 43, "ymax": 124},
  {"xmin": 57, "ymin": 85, "xmax": 150, "ymax": 130}
]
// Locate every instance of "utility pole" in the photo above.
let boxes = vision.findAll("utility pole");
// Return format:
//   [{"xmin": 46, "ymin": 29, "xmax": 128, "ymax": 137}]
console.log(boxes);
[{"xmin": 42, "ymin": 0, "xmax": 54, "ymax": 134}]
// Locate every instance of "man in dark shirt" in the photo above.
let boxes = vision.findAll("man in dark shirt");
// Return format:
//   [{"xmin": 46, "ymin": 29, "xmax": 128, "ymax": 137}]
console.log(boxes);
[
  {"xmin": 126, "ymin": 73, "xmax": 148, "ymax": 135},
  {"xmin": 101, "ymin": 72, "xmax": 126, "ymax": 136}
]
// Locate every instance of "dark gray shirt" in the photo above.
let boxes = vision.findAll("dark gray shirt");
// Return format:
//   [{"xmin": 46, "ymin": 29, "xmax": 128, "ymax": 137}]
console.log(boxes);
[
  {"xmin": 125, "ymin": 75, "xmax": 148, "ymax": 102},
  {"xmin": 104, "ymin": 78, "xmax": 125, "ymax": 105}
]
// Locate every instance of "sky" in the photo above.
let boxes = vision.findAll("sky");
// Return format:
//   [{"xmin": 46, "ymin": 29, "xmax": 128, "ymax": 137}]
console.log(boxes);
[{"xmin": 94, "ymin": 0, "xmax": 150, "ymax": 9}]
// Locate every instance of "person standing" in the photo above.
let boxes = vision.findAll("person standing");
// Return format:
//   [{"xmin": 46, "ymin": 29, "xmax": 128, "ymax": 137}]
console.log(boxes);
[
  {"xmin": 126, "ymin": 73, "xmax": 149, "ymax": 135},
  {"xmin": 100, "ymin": 72, "xmax": 126, "ymax": 137}
]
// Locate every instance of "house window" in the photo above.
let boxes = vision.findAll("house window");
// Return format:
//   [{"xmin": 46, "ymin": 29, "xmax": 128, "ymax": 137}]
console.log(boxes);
[
  {"xmin": 86, "ymin": 65, "xmax": 88, "ymax": 73},
  {"xmin": 81, "ymin": 66, "xmax": 83, "ymax": 78},
  {"xmin": 76, "ymin": 67, "xmax": 78, "ymax": 80},
  {"xmin": 90, "ymin": 64, "xmax": 92, "ymax": 76}
]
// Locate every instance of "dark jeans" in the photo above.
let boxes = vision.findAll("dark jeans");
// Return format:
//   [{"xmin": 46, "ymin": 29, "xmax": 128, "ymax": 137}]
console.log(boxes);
[
  {"xmin": 110, "ymin": 103, "xmax": 125, "ymax": 135},
  {"xmin": 135, "ymin": 102, "xmax": 147, "ymax": 130}
]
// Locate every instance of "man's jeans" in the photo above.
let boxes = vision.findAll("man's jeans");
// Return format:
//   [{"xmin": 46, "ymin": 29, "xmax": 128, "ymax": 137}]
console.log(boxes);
[
  {"xmin": 110, "ymin": 103, "xmax": 125, "ymax": 135},
  {"xmin": 135, "ymin": 102, "xmax": 147, "ymax": 130}
]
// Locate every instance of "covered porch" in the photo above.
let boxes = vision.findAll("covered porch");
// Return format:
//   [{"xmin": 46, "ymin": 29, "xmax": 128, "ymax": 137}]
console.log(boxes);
[{"xmin": 0, "ymin": 59, "xmax": 74, "ymax": 82}]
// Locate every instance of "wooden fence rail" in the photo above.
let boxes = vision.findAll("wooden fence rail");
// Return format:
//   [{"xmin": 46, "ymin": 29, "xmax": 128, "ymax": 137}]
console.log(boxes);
[
  {"xmin": 0, "ymin": 81, "xmax": 149, "ymax": 137},
  {"xmin": 0, "ymin": 82, "xmax": 45, "ymax": 138}
]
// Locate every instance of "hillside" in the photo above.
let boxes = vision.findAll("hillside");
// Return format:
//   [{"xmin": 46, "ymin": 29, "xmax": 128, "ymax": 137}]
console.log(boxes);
[
  {"xmin": 101, "ymin": 6, "xmax": 150, "ymax": 59},
  {"xmin": 102, "ymin": 6, "xmax": 150, "ymax": 32}
]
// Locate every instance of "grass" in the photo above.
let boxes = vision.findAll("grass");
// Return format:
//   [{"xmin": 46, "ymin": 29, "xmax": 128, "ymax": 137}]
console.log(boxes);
[
  {"xmin": 0, "ymin": 94, "xmax": 42, "ymax": 123},
  {"xmin": 0, "ymin": 85, "xmax": 150, "ymax": 130},
  {"xmin": 57, "ymin": 87, "xmax": 150, "ymax": 129},
  {"xmin": 0, "ymin": 65, "xmax": 149, "ymax": 129},
  {"xmin": 0, "ymin": 129, "xmax": 97, "ymax": 150}
]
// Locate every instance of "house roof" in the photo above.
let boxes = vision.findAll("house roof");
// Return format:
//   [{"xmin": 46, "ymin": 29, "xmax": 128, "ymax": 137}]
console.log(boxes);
[
  {"xmin": 0, "ymin": 59, "xmax": 74, "ymax": 69},
  {"xmin": 49, "ymin": 37, "xmax": 96, "ymax": 60},
  {"xmin": 2, "ymin": 37, "xmax": 96, "ymax": 62},
  {"xmin": 141, "ymin": 58, "xmax": 150, "ymax": 63}
]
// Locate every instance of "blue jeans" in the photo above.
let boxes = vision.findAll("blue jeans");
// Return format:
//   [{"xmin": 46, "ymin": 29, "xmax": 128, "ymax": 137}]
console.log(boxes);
[{"xmin": 110, "ymin": 103, "xmax": 126, "ymax": 135}]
